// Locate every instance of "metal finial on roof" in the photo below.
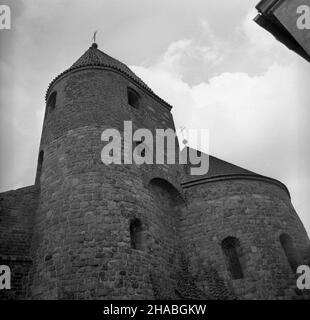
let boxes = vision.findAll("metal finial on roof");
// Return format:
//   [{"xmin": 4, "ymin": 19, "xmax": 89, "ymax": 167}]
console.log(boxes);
[
  {"xmin": 91, "ymin": 31, "xmax": 98, "ymax": 48},
  {"xmin": 180, "ymin": 126, "xmax": 188, "ymax": 145}
]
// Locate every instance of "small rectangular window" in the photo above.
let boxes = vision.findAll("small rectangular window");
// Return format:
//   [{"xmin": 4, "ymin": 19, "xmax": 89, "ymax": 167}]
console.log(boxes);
[{"xmin": 127, "ymin": 88, "xmax": 140, "ymax": 109}]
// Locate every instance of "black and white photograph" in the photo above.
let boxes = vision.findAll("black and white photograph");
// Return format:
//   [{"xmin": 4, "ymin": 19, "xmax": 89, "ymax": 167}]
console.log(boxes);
[{"xmin": 0, "ymin": 0, "xmax": 310, "ymax": 314}]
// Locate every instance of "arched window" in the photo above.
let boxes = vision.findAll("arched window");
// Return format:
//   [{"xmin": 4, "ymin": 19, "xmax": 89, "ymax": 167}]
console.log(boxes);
[
  {"xmin": 221, "ymin": 236, "xmax": 244, "ymax": 280},
  {"xmin": 279, "ymin": 233, "xmax": 300, "ymax": 272},
  {"xmin": 35, "ymin": 150, "xmax": 44, "ymax": 184},
  {"xmin": 47, "ymin": 91, "xmax": 57, "ymax": 112},
  {"xmin": 127, "ymin": 88, "xmax": 140, "ymax": 109},
  {"xmin": 130, "ymin": 218, "xmax": 143, "ymax": 250}
]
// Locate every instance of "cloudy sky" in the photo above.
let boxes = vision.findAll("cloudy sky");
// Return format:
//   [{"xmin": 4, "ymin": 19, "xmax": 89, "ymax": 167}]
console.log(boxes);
[{"xmin": 0, "ymin": 0, "xmax": 309, "ymax": 235}]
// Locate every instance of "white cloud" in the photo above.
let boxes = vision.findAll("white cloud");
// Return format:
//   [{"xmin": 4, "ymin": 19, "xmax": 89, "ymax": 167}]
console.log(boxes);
[
  {"xmin": 156, "ymin": 39, "xmax": 221, "ymax": 78},
  {"xmin": 132, "ymin": 56, "xmax": 302, "ymax": 161}
]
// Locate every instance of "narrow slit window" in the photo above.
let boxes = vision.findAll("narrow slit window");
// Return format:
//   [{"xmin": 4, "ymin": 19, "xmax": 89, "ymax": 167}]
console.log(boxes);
[
  {"xmin": 221, "ymin": 236, "xmax": 244, "ymax": 280},
  {"xmin": 47, "ymin": 91, "xmax": 57, "ymax": 113},
  {"xmin": 35, "ymin": 150, "xmax": 44, "ymax": 184},
  {"xmin": 130, "ymin": 218, "xmax": 143, "ymax": 250}
]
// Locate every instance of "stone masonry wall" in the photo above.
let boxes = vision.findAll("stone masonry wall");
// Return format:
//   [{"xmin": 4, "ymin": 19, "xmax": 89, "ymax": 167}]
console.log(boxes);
[
  {"xmin": 0, "ymin": 185, "xmax": 38, "ymax": 299},
  {"xmin": 181, "ymin": 179, "xmax": 310, "ymax": 299}
]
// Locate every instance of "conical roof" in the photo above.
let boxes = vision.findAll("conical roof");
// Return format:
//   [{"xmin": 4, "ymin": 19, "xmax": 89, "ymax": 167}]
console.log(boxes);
[
  {"xmin": 70, "ymin": 43, "xmax": 152, "ymax": 90},
  {"xmin": 181, "ymin": 147, "xmax": 290, "ymax": 196},
  {"xmin": 46, "ymin": 43, "xmax": 172, "ymax": 108}
]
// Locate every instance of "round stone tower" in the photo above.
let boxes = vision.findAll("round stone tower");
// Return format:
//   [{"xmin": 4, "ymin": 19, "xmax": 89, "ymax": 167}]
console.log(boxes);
[
  {"xmin": 180, "ymin": 154, "xmax": 310, "ymax": 299},
  {"xmin": 26, "ymin": 43, "xmax": 310, "ymax": 300},
  {"xmin": 28, "ymin": 43, "xmax": 185, "ymax": 299}
]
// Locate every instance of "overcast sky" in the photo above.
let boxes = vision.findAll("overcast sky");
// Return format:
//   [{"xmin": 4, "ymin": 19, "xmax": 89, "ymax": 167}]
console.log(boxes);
[{"xmin": 0, "ymin": 0, "xmax": 309, "ymax": 235}]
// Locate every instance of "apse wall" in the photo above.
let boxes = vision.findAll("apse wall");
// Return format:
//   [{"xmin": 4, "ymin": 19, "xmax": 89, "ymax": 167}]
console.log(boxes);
[{"xmin": 180, "ymin": 177, "xmax": 310, "ymax": 299}]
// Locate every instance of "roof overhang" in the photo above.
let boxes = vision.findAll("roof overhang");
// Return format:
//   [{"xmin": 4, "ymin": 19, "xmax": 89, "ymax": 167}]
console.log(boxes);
[{"xmin": 254, "ymin": 0, "xmax": 310, "ymax": 63}]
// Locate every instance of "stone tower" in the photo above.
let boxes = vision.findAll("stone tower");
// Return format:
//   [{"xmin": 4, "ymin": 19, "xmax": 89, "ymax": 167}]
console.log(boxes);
[
  {"xmin": 0, "ymin": 43, "xmax": 309, "ymax": 300},
  {"xmin": 29, "ymin": 42, "xmax": 184, "ymax": 299}
]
